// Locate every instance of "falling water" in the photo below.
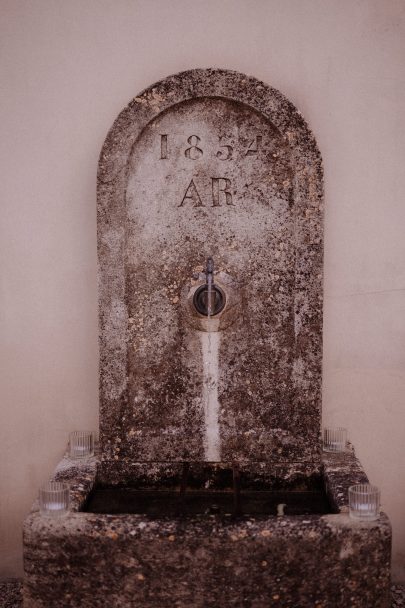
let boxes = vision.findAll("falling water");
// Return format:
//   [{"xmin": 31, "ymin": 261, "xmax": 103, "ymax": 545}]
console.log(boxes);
[{"xmin": 200, "ymin": 327, "xmax": 221, "ymax": 461}]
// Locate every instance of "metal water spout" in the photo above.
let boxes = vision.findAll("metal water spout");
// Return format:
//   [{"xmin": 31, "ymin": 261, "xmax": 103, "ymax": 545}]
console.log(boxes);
[
  {"xmin": 206, "ymin": 257, "xmax": 214, "ymax": 318},
  {"xmin": 193, "ymin": 257, "xmax": 225, "ymax": 317}
]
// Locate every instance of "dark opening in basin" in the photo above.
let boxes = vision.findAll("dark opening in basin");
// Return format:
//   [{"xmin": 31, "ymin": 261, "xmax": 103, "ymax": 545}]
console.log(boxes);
[
  {"xmin": 83, "ymin": 465, "xmax": 334, "ymax": 517},
  {"xmin": 84, "ymin": 487, "xmax": 332, "ymax": 517}
]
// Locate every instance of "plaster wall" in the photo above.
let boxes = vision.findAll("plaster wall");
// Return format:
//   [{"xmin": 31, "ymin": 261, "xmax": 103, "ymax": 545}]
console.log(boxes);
[{"xmin": 1, "ymin": 0, "xmax": 404, "ymax": 580}]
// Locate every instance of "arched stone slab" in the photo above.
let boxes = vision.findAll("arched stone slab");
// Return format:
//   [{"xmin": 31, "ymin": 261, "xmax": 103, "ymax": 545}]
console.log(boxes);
[{"xmin": 97, "ymin": 69, "xmax": 324, "ymax": 481}]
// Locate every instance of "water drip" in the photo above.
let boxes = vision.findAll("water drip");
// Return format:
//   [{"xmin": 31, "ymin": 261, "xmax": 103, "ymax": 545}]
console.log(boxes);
[{"xmin": 200, "ymin": 330, "xmax": 221, "ymax": 461}]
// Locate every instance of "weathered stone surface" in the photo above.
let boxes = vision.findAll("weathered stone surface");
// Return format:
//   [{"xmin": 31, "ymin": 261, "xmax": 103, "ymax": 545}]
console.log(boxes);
[
  {"xmin": 23, "ymin": 448, "xmax": 391, "ymax": 607},
  {"xmin": 0, "ymin": 579, "xmax": 23, "ymax": 608},
  {"xmin": 12, "ymin": 580, "xmax": 405, "ymax": 607},
  {"xmin": 97, "ymin": 69, "xmax": 323, "ymax": 477}
]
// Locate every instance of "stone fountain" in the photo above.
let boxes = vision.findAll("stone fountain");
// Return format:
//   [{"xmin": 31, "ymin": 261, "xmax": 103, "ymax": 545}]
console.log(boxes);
[{"xmin": 23, "ymin": 69, "xmax": 391, "ymax": 607}]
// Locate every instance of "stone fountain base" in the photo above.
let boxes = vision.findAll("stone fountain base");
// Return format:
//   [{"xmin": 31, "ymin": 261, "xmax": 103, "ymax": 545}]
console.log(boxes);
[
  {"xmin": 7, "ymin": 580, "xmax": 405, "ymax": 608},
  {"xmin": 23, "ymin": 449, "xmax": 391, "ymax": 607}
]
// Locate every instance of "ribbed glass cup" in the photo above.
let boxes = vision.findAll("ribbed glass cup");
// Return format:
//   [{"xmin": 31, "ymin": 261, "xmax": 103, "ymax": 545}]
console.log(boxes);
[
  {"xmin": 323, "ymin": 427, "xmax": 347, "ymax": 453},
  {"xmin": 39, "ymin": 481, "xmax": 69, "ymax": 517},
  {"xmin": 349, "ymin": 484, "xmax": 380, "ymax": 521},
  {"xmin": 69, "ymin": 431, "xmax": 94, "ymax": 458}
]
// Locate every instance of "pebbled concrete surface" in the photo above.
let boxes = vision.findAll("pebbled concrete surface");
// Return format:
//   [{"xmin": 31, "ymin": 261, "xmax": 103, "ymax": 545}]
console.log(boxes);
[
  {"xmin": 22, "ymin": 448, "xmax": 391, "ymax": 607},
  {"xmin": 0, "ymin": 580, "xmax": 22, "ymax": 608},
  {"xmin": 1, "ymin": 580, "xmax": 404, "ymax": 607}
]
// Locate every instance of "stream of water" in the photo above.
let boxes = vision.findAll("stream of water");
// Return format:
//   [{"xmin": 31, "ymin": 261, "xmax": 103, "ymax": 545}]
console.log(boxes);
[{"xmin": 200, "ymin": 327, "xmax": 221, "ymax": 461}]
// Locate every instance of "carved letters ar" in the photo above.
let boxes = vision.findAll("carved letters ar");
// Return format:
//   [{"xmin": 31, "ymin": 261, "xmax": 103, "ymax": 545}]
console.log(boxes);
[{"xmin": 179, "ymin": 178, "xmax": 234, "ymax": 208}]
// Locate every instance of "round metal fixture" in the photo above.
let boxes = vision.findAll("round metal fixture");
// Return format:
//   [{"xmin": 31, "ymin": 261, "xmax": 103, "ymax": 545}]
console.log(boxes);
[{"xmin": 193, "ymin": 284, "xmax": 226, "ymax": 316}]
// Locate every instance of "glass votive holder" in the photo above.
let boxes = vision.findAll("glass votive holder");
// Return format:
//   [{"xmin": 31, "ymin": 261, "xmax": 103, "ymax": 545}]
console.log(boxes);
[
  {"xmin": 349, "ymin": 484, "xmax": 380, "ymax": 521},
  {"xmin": 69, "ymin": 431, "xmax": 94, "ymax": 458},
  {"xmin": 39, "ymin": 481, "xmax": 69, "ymax": 517},
  {"xmin": 323, "ymin": 427, "xmax": 347, "ymax": 452}
]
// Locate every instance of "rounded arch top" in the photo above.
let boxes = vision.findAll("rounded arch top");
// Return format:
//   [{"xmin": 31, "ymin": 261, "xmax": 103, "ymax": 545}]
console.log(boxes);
[{"xmin": 97, "ymin": 68, "xmax": 323, "ymax": 186}]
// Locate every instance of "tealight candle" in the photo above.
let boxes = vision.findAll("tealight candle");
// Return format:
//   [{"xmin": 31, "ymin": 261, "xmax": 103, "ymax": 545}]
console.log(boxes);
[
  {"xmin": 39, "ymin": 482, "xmax": 69, "ymax": 517},
  {"xmin": 69, "ymin": 431, "xmax": 94, "ymax": 459},
  {"xmin": 348, "ymin": 484, "xmax": 380, "ymax": 521},
  {"xmin": 323, "ymin": 427, "xmax": 347, "ymax": 453}
]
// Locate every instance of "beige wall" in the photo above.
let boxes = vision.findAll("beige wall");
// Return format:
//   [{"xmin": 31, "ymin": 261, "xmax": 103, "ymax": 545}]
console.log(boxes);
[{"xmin": 1, "ymin": 0, "xmax": 405, "ymax": 580}]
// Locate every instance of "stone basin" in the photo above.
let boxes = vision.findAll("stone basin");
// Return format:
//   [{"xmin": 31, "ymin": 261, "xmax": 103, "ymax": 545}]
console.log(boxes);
[{"xmin": 23, "ymin": 446, "xmax": 391, "ymax": 608}]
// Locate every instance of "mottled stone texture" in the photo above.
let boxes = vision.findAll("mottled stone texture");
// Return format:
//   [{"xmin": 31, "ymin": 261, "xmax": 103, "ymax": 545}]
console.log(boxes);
[
  {"xmin": 97, "ymin": 68, "xmax": 324, "ymax": 479},
  {"xmin": 0, "ymin": 579, "xmax": 23, "ymax": 608},
  {"xmin": 23, "ymin": 449, "xmax": 391, "ymax": 607}
]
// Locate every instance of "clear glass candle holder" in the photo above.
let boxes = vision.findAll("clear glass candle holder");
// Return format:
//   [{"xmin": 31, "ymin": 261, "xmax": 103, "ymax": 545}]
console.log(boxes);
[
  {"xmin": 349, "ymin": 484, "xmax": 380, "ymax": 521},
  {"xmin": 69, "ymin": 431, "xmax": 94, "ymax": 458},
  {"xmin": 323, "ymin": 427, "xmax": 347, "ymax": 452},
  {"xmin": 39, "ymin": 481, "xmax": 69, "ymax": 517}
]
